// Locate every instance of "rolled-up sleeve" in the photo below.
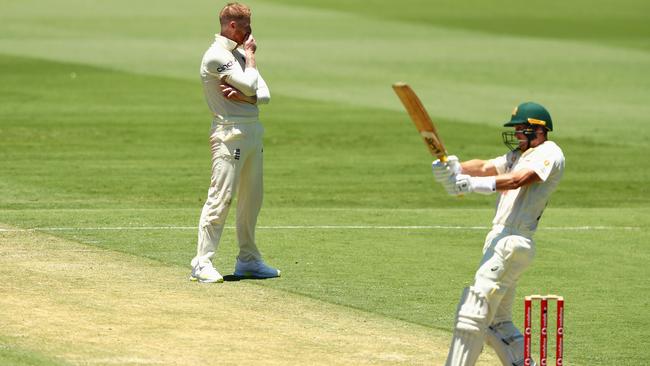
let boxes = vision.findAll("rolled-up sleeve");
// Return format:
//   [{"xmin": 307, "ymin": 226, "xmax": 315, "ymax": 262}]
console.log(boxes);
[
  {"xmin": 490, "ymin": 153, "xmax": 509, "ymax": 175},
  {"xmin": 255, "ymin": 74, "xmax": 270, "ymax": 104}
]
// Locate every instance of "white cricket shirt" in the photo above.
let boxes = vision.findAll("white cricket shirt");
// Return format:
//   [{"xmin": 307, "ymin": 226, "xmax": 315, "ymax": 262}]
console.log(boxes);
[
  {"xmin": 490, "ymin": 141, "xmax": 565, "ymax": 236},
  {"xmin": 200, "ymin": 35, "xmax": 270, "ymax": 123}
]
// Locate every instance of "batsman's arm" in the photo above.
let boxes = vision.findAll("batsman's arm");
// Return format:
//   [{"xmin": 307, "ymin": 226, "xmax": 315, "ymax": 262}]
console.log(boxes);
[
  {"xmin": 495, "ymin": 169, "xmax": 541, "ymax": 190},
  {"xmin": 460, "ymin": 159, "xmax": 498, "ymax": 177},
  {"xmin": 455, "ymin": 168, "xmax": 541, "ymax": 195}
]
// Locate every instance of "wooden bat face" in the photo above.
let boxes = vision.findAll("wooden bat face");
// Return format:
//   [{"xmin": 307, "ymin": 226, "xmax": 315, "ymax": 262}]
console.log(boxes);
[
  {"xmin": 392, "ymin": 82, "xmax": 447, "ymax": 161},
  {"xmin": 419, "ymin": 131, "xmax": 447, "ymax": 162}
]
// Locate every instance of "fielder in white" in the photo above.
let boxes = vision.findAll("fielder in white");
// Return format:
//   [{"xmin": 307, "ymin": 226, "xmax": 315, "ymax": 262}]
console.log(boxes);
[
  {"xmin": 190, "ymin": 2, "xmax": 280, "ymax": 283},
  {"xmin": 432, "ymin": 102, "xmax": 565, "ymax": 366}
]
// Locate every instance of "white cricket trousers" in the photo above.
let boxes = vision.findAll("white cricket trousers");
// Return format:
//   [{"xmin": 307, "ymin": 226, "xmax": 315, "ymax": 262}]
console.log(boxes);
[
  {"xmin": 193, "ymin": 121, "xmax": 265, "ymax": 268},
  {"xmin": 476, "ymin": 226, "xmax": 535, "ymax": 325},
  {"xmin": 445, "ymin": 226, "xmax": 536, "ymax": 366}
]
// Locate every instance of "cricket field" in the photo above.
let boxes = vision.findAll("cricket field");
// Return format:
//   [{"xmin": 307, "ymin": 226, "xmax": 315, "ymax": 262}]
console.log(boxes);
[{"xmin": 1, "ymin": 0, "xmax": 649, "ymax": 365}]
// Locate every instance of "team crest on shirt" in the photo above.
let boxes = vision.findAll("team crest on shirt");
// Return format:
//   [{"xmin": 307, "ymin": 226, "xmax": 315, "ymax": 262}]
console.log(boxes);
[{"xmin": 544, "ymin": 160, "xmax": 550, "ymax": 166}]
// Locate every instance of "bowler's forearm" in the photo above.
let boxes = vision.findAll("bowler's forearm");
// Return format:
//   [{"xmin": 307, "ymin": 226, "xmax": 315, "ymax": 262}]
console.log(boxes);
[
  {"xmin": 223, "ymin": 67, "xmax": 259, "ymax": 96},
  {"xmin": 245, "ymin": 51, "xmax": 256, "ymax": 69},
  {"xmin": 238, "ymin": 94, "xmax": 257, "ymax": 104}
]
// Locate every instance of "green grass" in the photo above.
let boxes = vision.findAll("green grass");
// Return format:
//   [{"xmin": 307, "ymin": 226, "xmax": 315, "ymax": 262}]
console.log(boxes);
[
  {"xmin": 1, "ymin": 0, "xmax": 648, "ymax": 146},
  {"xmin": 0, "ymin": 338, "xmax": 69, "ymax": 366},
  {"xmin": 1, "ymin": 0, "xmax": 649, "ymax": 364},
  {"xmin": 268, "ymin": 0, "xmax": 650, "ymax": 50}
]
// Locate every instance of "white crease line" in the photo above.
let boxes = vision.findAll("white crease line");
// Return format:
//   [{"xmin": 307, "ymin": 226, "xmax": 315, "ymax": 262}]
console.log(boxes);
[
  {"xmin": 542, "ymin": 226, "xmax": 641, "ymax": 231},
  {"xmin": 0, "ymin": 225, "xmax": 641, "ymax": 232}
]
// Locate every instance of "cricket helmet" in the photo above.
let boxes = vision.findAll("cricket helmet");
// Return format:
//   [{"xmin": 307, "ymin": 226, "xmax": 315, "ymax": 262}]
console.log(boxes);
[{"xmin": 503, "ymin": 102, "xmax": 553, "ymax": 131}]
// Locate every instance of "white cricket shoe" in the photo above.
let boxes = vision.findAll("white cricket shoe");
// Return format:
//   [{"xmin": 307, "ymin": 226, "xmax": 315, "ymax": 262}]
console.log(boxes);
[
  {"xmin": 234, "ymin": 259, "xmax": 281, "ymax": 279},
  {"xmin": 189, "ymin": 264, "xmax": 224, "ymax": 283}
]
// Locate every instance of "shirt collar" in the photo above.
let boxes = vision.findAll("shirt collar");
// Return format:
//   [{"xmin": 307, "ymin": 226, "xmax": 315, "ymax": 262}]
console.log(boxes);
[{"xmin": 215, "ymin": 34, "xmax": 238, "ymax": 51}]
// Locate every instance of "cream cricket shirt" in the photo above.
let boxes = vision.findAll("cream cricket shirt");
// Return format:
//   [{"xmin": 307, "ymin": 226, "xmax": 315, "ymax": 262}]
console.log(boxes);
[
  {"xmin": 490, "ymin": 141, "xmax": 565, "ymax": 236},
  {"xmin": 200, "ymin": 35, "xmax": 270, "ymax": 123}
]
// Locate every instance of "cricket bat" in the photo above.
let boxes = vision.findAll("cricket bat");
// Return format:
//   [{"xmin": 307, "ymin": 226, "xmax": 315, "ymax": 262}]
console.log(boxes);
[{"xmin": 392, "ymin": 82, "xmax": 448, "ymax": 162}]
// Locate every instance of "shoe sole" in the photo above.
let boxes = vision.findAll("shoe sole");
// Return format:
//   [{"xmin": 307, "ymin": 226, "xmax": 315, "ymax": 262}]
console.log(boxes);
[
  {"xmin": 233, "ymin": 270, "xmax": 281, "ymax": 279},
  {"xmin": 189, "ymin": 275, "xmax": 224, "ymax": 283}
]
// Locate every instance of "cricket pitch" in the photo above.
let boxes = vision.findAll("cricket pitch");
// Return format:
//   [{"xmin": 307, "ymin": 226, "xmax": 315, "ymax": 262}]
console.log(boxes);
[{"xmin": 0, "ymin": 228, "xmax": 498, "ymax": 365}]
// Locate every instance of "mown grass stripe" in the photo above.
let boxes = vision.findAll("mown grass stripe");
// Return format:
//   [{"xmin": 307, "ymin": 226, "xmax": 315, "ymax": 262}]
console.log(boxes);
[{"xmin": 0, "ymin": 225, "xmax": 640, "ymax": 232}]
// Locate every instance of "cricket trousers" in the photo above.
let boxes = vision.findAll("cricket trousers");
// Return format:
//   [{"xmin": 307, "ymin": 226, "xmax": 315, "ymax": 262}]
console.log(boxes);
[
  {"xmin": 445, "ymin": 226, "xmax": 535, "ymax": 366},
  {"xmin": 192, "ymin": 120, "xmax": 265, "ymax": 268},
  {"xmin": 476, "ymin": 225, "xmax": 535, "ymax": 325}
]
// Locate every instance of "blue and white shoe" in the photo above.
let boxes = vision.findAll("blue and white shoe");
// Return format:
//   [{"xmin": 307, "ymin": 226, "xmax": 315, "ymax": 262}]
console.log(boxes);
[
  {"xmin": 234, "ymin": 259, "xmax": 281, "ymax": 279},
  {"xmin": 189, "ymin": 264, "xmax": 224, "ymax": 283}
]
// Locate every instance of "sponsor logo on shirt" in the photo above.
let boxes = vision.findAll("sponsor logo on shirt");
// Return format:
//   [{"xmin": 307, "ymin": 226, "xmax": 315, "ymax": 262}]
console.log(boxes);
[{"xmin": 217, "ymin": 60, "xmax": 235, "ymax": 73}]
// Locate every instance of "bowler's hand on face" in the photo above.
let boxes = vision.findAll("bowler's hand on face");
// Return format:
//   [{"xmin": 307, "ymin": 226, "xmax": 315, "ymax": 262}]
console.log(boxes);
[{"xmin": 244, "ymin": 34, "xmax": 257, "ymax": 53}]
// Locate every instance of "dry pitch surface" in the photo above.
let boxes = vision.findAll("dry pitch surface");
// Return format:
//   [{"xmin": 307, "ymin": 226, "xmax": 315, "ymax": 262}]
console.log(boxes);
[{"xmin": 0, "ymin": 227, "xmax": 498, "ymax": 365}]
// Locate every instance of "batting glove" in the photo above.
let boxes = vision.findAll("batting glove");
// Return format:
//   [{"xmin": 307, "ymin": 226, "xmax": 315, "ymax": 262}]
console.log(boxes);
[
  {"xmin": 432, "ymin": 155, "xmax": 461, "ymax": 182},
  {"xmin": 447, "ymin": 155, "xmax": 461, "ymax": 175},
  {"xmin": 443, "ymin": 175, "xmax": 460, "ymax": 196},
  {"xmin": 454, "ymin": 174, "xmax": 497, "ymax": 195},
  {"xmin": 432, "ymin": 160, "xmax": 448, "ymax": 182}
]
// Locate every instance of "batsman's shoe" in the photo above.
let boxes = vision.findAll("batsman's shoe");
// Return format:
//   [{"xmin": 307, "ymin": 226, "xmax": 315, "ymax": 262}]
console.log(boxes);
[
  {"xmin": 189, "ymin": 264, "xmax": 224, "ymax": 283},
  {"xmin": 234, "ymin": 259, "xmax": 281, "ymax": 279}
]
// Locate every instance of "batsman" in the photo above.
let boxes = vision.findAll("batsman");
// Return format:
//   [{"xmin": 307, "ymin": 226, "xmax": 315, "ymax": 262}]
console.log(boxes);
[{"xmin": 433, "ymin": 102, "xmax": 565, "ymax": 366}]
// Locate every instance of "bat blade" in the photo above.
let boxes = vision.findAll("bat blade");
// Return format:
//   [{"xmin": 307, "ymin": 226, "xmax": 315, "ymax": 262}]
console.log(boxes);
[{"xmin": 392, "ymin": 82, "xmax": 448, "ymax": 162}]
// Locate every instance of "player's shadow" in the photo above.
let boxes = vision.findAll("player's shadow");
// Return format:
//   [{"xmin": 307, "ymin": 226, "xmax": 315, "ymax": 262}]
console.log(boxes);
[{"xmin": 223, "ymin": 274, "xmax": 269, "ymax": 282}]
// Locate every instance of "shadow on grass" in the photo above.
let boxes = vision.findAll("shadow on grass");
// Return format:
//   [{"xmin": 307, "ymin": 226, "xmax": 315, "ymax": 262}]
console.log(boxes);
[{"xmin": 223, "ymin": 274, "xmax": 278, "ymax": 282}]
